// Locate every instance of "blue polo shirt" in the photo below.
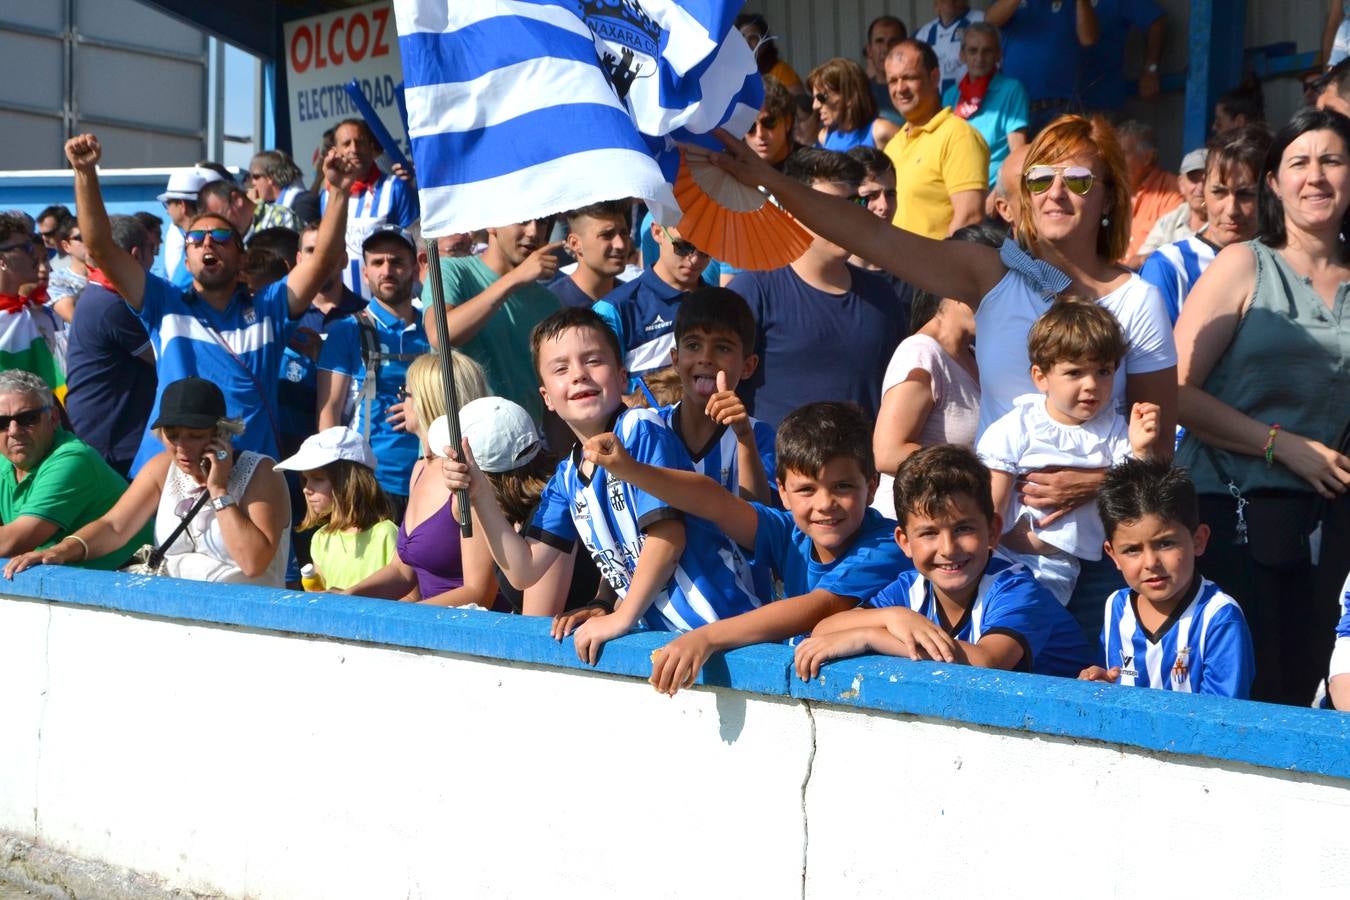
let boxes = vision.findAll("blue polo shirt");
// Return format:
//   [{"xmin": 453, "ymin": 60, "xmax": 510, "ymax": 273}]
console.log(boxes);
[
  {"xmin": 316, "ymin": 300, "xmax": 429, "ymax": 496},
  {"xmin": 592, "ymin": 268, "xmax": 688, "ymax": 378},
  {"xmin": 132, "ymin": 274, "xmax": 293, "ymax": 474},
  {"xmin": 942, "ymin": 74, "xmax": 1031, "ymax": 186},
  {"xmin": 750, "ymin": 505, "xmax": 912, "ymax": 601},
  {"xmin": 1078, "ymin": 0, "xmax": 1165, "ymax": 111},
  {"xmin": 548, "ymin": 275, "xmax": 598, "ymax": 310},
  {"xmin": 999, "ymin": 0, "xmax": 1084, "ymax": 103},
  {"xmin": 278, "ymin": 286, "xmax": 367, "ymax": 451}
]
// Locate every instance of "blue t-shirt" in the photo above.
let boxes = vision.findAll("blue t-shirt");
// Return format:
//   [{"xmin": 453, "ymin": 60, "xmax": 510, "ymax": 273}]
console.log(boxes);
[
  {"xmin": 316, "ymin": 301, "xmax": 429, "ymax": 497},
  {"xmin": 1077, "ymin": 0, "xmax": 1165, "ymax": 111},
  {"xmin": 751, "ymin": 505, "xmax": 911, "ymax": 601},
  {"xmin": 1101, "ymin": 577, "xmax": 1255, "ymax": 698},
  {"xmin": 657, "ymin": 402, "xmax": 777, "ymax": 492},
  {"xmin": 525, "ymin": 407, "xmax": 762, "ymax": 632},
  {"xmin": 548, "ymin": 274, "xmax": 598, "ymax": 309},
  {"xmin": 132, "ymin": 274, "xmax": 293, "ymax": 473},
  {"xmin": 999, "ymin": 0, "xmax": 1085, "ymax": 103},
  {"xmin": 865, "ymin": 553, "xmax": 1095, "ymax": 677},
  {"xmin": 821, "ymin": 126, "xmax": 875, "ymax": 152},
  {"xmin": 729, "ymin": 265, "xmax": 908, "ymax": 427},
  {"xmin": 277, "ymin": 287, "xmax": 367, "ymax": 448},
  {"xmin": 942, "ymin": 74, "xmax": 1031, "ymax": 187},
  {"xmin": 64, "ymin": 282, "xmax": 156, "ymax": 474},
  {"xmin": 593, "ymin": 268, "xmax": 688, "ymax": 378},
  {"xmin": 1137, "ymin": 236, "xmax": 1217, "ymax": 325}
]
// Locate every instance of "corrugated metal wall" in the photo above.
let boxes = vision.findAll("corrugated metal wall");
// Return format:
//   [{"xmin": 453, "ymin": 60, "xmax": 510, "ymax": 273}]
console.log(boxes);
[{"xmin": 755, "ymin": 1, "xmax": 1333, "ymax": 171}]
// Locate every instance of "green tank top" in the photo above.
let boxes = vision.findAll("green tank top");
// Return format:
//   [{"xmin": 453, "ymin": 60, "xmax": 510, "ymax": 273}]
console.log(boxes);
[{"xmin": 1177, "ymin": 240, "xmax": 1350, "ymax": 495}]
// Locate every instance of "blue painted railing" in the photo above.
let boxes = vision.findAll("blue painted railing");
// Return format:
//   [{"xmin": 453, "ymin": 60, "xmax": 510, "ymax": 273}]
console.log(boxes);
[{"xmin": 5, "ymin": 564, "xmax": 1349, "ymax": 780}]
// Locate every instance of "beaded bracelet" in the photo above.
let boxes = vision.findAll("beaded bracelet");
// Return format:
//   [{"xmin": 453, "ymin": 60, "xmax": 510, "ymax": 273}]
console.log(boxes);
[{"xmin": 1263, "ymin": 424, "xmax": 1281, "ymax": 468}]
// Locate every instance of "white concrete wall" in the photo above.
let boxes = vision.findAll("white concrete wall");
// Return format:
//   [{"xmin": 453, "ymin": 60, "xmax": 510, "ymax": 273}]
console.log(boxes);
[{"xmin": 2, "ymin": 592, "xmax": 1349, "ymax": 899}]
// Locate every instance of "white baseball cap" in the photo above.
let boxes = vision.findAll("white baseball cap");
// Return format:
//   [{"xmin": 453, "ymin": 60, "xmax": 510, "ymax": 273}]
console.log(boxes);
[
  {"xmin": 428, "ymin": 397, "xmax": 541, "ymax": 473},
  {"xmin": 157, "ymin": 166, "xmax": 225, "ymax": 203},
  {"xmin": 273, "ymin": 426, "xmax": 376, "ymax": 472}
]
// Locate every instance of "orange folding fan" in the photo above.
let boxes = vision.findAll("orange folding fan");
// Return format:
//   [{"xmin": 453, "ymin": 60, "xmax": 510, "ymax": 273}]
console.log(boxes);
[{"xmin": 673, "ymin": 147, "xmax": 812, "ymax": 270}]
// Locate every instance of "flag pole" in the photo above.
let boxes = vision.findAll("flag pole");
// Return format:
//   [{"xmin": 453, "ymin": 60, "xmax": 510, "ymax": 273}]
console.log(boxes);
[{"xmin": 423, "ymin": 237, "xmax": 472, "ymax": 539}]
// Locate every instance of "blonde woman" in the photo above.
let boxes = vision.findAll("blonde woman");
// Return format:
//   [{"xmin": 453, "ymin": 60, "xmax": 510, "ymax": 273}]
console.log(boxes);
[{"xmin": 343, "ymin": 352, "xmax": 497, "ymax": 606}]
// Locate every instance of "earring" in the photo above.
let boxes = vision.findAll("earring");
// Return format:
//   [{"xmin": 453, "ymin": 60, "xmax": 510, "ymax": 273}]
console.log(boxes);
[{"xmin": 1101, "ymin": 215, "xmax": 1110, "ymax": 227}]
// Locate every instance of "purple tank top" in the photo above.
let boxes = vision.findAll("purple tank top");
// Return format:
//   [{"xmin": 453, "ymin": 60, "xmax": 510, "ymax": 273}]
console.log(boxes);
[{"xmin": 397, "ymin": 488, "xmax": 464, "ymax": 601}]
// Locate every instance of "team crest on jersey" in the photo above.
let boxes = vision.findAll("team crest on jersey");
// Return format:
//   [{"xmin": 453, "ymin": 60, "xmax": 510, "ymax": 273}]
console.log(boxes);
[
  {"xmin": 285, "ymin": 359, "xmax": 305, "ymax": 382},
  {"xmin": 580, "ymin": 0, "xmax": 660, "ymax": 102},
  {"xmin": 1170, "ymin": 647, "xmax": 1191, "ymax": 685},
  {"xmin": 243, "ymin": 305, "xmax": 257, "ymax": 325},
  {"xmin": 608, "ymin": 478, "xmax": 626, "ymax": 512}
]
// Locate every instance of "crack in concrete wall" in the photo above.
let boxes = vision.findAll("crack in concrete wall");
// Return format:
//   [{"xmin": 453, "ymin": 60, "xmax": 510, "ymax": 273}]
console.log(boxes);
[{"xmin": 799, "ymin": 700, "xmax": 816, "ymax": 900}]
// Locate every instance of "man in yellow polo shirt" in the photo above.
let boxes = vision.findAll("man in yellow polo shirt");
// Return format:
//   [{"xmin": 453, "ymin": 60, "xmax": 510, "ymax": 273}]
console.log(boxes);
[{"xmin": 882, "ymin": 39, "xmax": 989, "ymax": 239}]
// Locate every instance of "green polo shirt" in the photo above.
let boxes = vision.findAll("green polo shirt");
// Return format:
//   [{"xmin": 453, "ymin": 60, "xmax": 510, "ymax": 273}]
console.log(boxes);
[{"xmin": 0, "ymin": 430, "xmax": 152, "ymax": 569}]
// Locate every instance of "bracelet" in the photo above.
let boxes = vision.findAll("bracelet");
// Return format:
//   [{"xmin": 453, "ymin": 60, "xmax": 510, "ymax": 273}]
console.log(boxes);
[
  {"xmin": 1263, "ymin": 424, "xmax": 1281, "ymax": 467},
  {"xmin": 62, "ymin": 534, "xmax": 90, "ymax": 561}
]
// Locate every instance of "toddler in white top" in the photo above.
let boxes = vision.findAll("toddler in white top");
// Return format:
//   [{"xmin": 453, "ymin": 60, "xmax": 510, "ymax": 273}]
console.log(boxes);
[{"xmin": 977, "ymin": 298, "xmax": 1158, "ymax": 604}]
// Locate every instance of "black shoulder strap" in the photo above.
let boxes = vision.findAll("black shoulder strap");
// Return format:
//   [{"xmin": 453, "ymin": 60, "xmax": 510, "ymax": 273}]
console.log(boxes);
[{"xmin": 146, "ymin": 489, "xmax": 211, "ymax": 570}]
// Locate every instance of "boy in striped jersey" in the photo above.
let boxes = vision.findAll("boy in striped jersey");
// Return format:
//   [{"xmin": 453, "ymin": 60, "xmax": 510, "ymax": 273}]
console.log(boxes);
[
  {"xmin": 441, "ymin": 307, "xmax": 761, "ymax": 666},
  {"xmin": 1080, "ymin": 459, "xmax": 1254, "ymax": 698},
  {"xmin": 583, "ymin": 401, "xmax": 911, "ymax": 696},
  {"xmin": 794, "ymin": 445, "xmax": 1093, "ymax": 679},
  {"xmin": 658, "ymin": 287, "xmax": 775, "ymax": 503}
]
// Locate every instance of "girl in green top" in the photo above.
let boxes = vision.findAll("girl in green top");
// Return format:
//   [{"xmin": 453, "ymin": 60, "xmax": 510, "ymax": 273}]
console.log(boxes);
[{"xmin": 275, "ymin": 427, "xmax": 397, "ymax": 590}]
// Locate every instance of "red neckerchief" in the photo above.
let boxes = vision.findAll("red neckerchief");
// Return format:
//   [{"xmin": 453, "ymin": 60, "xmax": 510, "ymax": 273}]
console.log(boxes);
[
  {"xmin": 954, "ymin": 73, "xmax": 993, "ymax": 119},
  {"xmin": 0, "ymin": 285, "xmax": 47, "ymax": 314},
  {"xmin": 86, "ymin": 266, "xmax": 118, "ymax": 292},
  {"xmin": 347, "ymin": 163, "xmax": 382, "ymax": 196}
]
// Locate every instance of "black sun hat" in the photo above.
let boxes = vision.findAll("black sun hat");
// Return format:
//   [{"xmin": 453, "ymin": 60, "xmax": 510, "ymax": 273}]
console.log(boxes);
[{"xmin": 150, "ymin": 377, "xmax": 227, "ymax": 430}]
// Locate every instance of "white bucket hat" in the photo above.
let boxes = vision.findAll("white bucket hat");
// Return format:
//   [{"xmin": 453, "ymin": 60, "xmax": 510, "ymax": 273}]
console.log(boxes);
[{"xmin": 157, "ymin": 166, "xmax": 225, "ymax": 203}]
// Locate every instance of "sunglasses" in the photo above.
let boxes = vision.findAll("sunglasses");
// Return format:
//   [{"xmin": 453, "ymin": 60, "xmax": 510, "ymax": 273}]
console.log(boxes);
[
  {"xmin": 813, "ymin": 91, "xmax": 835, "ymax": 105},
  {"xmin": 185, "ymin": 227, "xmax": 236, "ymax": 246},
  {"xmin": 396, "ymin": 385, "xmax": 413, "ymax": 401},
  {"xmin": 661, "ymin": 226, "xmax": 703, "ymax": 258},
  {"xmin": 1025, "ymin": 165, "xmax": 1095, "ymax": 196},
  {"xmin": 0, "ymin": 238, "xmax": 38, "ymax": 256},
  {"xmin": 0, "ymin": 407, "xmax": 49, "ymax": 430},
  {"xmin": 751, "ymin": 115, "xmax": 779, "ymax": 132}
]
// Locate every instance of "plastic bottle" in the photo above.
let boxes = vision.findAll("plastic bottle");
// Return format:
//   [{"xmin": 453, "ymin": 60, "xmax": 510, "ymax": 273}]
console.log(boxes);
[{"xmin": 300, "ymin": 563, "xmax": 325, "ymax": 592}]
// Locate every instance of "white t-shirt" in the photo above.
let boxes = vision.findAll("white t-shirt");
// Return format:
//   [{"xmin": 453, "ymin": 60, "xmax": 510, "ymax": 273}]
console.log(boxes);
[
  {"xmin": 976, "ymin": 393, "xmax": 1133, "ymax": 560},
  {"xmin": 874, "ymin": 333, "xmax": 981, "ymax": 520},
  {"xmin": 974, "ymin": 266, "xmax": 1177, "ymax": 436},
  {"xmin": 915, "ymin": 9, "xmax": 985, "ymax": 93}
]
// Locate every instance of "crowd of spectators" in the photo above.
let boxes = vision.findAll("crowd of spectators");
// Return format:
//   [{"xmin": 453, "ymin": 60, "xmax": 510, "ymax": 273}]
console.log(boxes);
[{"xmin": 1, "ymin": 4, "xmax": 1347, "ymax": 714}]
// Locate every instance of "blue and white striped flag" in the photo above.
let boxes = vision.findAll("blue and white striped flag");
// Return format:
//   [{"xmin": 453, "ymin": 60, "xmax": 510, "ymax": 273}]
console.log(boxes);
[{"xmin": 393, "ymin": 0, "xmax": 763, "ymax": 237}]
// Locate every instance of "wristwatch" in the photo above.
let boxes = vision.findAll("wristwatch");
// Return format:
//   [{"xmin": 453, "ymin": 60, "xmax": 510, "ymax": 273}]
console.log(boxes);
[{"xmin": 210, "ymin": 493, "xmax": 237, "ymax": 512}]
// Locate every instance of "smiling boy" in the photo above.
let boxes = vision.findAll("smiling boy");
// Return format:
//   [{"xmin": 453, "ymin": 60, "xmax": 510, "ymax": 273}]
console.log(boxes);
[
  {"xmin": 583, "ymin": 401, "xmax": 911, "ymax": 695},
  {"xmin": 795, "ymin": 444, "xmax": 1093, "ymax": 680},
  {"xmin": 441, "ymin": 307, "xmax": 761, "ymax": 665},
  {"xmin": 1080, "ymin": 459, "xmax": 1254, "ymax": 698}
]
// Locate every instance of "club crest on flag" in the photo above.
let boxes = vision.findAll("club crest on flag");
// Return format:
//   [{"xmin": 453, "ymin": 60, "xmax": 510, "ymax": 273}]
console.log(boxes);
[{"xmin": 581, "ymin": 0, "xmax": 661, "ymax": 100}]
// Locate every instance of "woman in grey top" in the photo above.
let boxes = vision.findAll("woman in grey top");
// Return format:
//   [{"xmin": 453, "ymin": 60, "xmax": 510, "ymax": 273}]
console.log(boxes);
[{"xmin": 1174, "ymin": 108, "xmax": 1350, "ymax": 706}]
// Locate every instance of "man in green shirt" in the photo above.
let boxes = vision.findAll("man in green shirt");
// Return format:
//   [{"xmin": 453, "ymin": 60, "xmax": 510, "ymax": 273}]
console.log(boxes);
[
  {"xmin": 425, "ymin": 218, "xmax": 562, "ymax": 425},
  {"xmin": 0, "ymin": 370, "xmax": 150, "ymax": 569}
]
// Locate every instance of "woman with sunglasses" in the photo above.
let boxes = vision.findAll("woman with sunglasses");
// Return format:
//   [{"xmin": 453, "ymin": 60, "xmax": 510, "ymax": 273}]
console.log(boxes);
[
  {"xmin": 341, "ymin": 352, "xmax": 500, "ymax": 607},
  {"xmin": 1172, "ymin": 108, "xmax": 1350, "ymax": 705},
  {"xmin": 709, "ymin": 114, "xmax": 1177, "ymax": 639},
  {"xmin": 808, "ymin": 58, "xmax": 898, "ymax": 153},
  {"xmin": 6, "ymin": 377, "xmax": 291, "ymax": 585}
]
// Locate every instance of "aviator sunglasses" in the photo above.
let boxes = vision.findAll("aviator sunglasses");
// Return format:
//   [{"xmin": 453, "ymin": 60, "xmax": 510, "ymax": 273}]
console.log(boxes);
[
  {"xmin": 1024, "ymin": 165, "xmax": 1096, "ymax": 196},
  {"xmin": 661, "ymin": 226, "xmax": 704, "ymax": 258},
  {"xmin": 185, "ymin": 227, "xmax": 236, "ymax": 246},
  {"xmin": 0, "ymin": 406, "xmax": 49, "ymax": 430}
]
